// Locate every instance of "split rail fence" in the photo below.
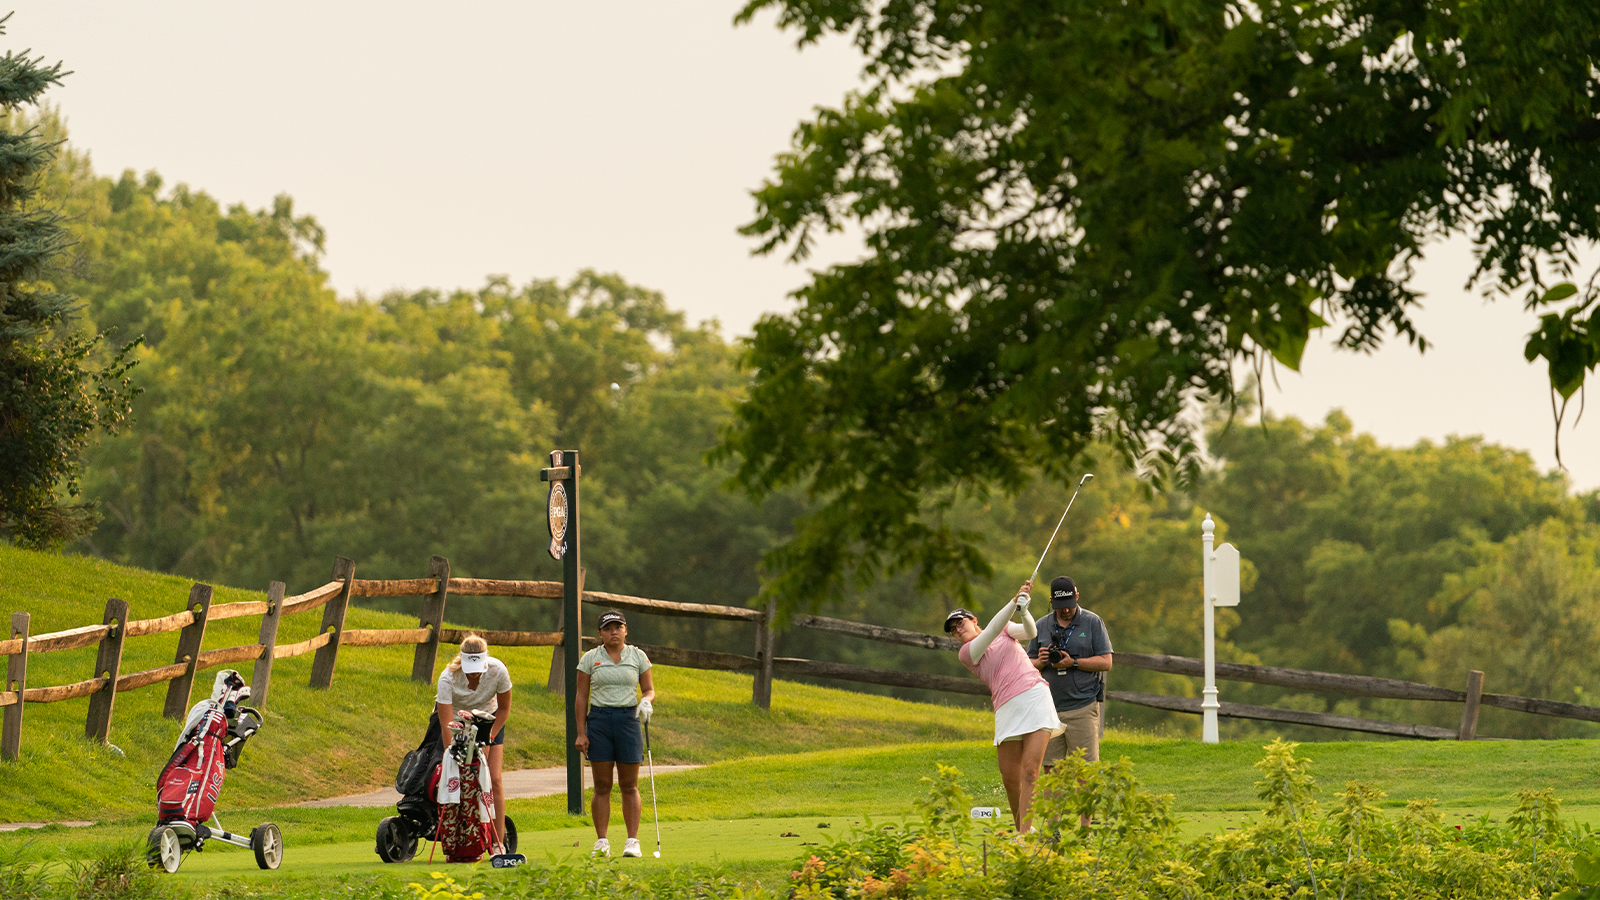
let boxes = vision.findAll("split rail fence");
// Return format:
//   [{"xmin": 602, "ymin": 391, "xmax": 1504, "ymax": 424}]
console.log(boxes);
[{"xmin": 6, "ymin": 555, "xmax": 1600, "ymax": 760}]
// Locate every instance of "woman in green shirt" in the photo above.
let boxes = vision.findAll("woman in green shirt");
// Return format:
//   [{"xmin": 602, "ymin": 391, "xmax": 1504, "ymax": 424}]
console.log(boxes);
[{"xmin": 574, "ymin": 610, "xmax": 655, "ymax": 858}]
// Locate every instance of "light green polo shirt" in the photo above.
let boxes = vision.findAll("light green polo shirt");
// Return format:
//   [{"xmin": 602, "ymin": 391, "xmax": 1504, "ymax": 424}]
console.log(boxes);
[{"xmin": 577, "ymin": 644, "xmax": 652, "ymax": 708}]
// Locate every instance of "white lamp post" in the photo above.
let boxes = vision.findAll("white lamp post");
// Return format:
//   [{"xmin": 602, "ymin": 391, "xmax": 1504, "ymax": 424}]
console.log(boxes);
[{"xmin": 1201, "ymin": 514, "xmax": 1241, "ymax": 744}]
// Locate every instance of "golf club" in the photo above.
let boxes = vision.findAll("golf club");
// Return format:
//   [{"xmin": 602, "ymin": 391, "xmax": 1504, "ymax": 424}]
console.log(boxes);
[
  {"xmin": 645, "ymin": 721, "xmax": 661, "ymax": 858},
  {"xmin": 1027, "ymin": 474, "xmax": 1095, "ymax": 588}
]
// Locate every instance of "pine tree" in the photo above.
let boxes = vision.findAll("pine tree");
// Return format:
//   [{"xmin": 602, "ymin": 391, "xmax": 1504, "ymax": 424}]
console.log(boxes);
[{"xmin": 0, "ymin": 15, "xmax": 137, "ymax": 547}]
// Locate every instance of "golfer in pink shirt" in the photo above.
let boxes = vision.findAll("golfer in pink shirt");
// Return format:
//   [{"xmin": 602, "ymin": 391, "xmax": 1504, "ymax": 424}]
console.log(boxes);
[{"xmin": 946, "ymin": 580, "xmax": 1060, "ymax": 832}]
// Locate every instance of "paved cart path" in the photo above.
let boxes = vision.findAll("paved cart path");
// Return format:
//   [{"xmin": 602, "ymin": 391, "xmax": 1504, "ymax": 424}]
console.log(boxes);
[
  {"xmin": 0, "ymin": 764, "xmax": 702, "ymax": 829},
  {"xmin": 297, "ymin": 764, "xmax": 702, "ymax": 808}
]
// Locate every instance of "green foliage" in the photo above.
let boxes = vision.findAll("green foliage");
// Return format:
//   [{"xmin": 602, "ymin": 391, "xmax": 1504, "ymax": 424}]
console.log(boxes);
[
  {"xmin": 912, "ymin": 764, "xmax": 972, "ymax": 845},
  {"xmin": 1413, "ymin": 520, "xmax": 1600, "ymax": 737},
  {"xmin": 10, "ymin": 69, "xmax": 1600, "ymax": 743},
  {"xmin": 802, "ymin": 743, "xmax": 1596, "ymax": 899},
  {"xmin": 2, "ymin": 108, "xmax": 794, "ymax": 625},
  {"xmin": 1201, "ymin": 410, "xmax": 1578, "ymax": 686},
  {"xmin": 404, "ymin": 860, "xmax": 776, "ymax": 900},
  {"xmin": 1034, "ymin": 754, "xmax": 1179, "ymax": 880},
  {"xmin": 0, "ymin": 840, "xmax": 176, "ymax": 900},
  {"xmin": 0, "ymin": 26, "xmax": 138, "ymax": 549},
  {"xmin": 788, "ymin": 816, "xmax": 920, "ymax": 900},
  {"xmin": 1253, "ymin": 738, "xmax": 1319, "ymax": 824},
  {"xmin": 1556, "ymin": 840, "xmax": 1600, "ymax": 900},
  {"xmin": 724, "ymin": 0, "xmax": 1600, "ymax": 614},
  {"xmin": 61, "ymin": 841, "xmax": 173, "ymax": 900}
]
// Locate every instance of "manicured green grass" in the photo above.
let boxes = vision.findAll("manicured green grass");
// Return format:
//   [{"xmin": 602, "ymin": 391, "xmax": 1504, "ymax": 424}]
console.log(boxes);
[{"xmin": 6, "ymin": 738, "xmax": 1600, "ymax": 884}]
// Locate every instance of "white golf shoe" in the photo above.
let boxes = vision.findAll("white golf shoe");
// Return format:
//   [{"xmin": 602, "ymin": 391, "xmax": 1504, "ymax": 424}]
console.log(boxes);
[
  {"xmin": 592, "ymin": 838, "xmax": 610, "ymax": 857},
  {"xmin": 623, "ymin": 838, "xmax": 642, "ymax": 858}
]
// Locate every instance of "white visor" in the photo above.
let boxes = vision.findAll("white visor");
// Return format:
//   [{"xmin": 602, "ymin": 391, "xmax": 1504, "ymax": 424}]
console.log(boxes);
[{"xmin": 461, "ymin": 652, "xmax": 488, "ymax": 674}]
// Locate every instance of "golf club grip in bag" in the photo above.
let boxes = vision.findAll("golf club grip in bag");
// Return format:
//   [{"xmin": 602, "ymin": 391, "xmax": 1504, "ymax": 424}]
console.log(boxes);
[{"xmin": 157, "ymin": 706, "xmax": 229, "ymax": 826}]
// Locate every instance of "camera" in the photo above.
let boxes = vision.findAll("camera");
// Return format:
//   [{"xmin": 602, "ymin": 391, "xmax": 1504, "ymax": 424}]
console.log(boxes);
[{"xmin": 1047, "ymin": 637, "xmax": 1073, "ymax": 667}]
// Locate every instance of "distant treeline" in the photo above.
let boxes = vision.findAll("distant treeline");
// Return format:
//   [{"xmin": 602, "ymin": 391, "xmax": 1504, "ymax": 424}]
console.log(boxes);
[{"xmin": 24, "ymin": 110, "xmax": 1600, "ymax": 741}]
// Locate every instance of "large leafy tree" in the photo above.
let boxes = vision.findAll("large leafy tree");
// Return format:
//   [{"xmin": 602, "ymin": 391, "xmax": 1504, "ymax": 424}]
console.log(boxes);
[
  {"xmin": 0, "ymin": 25, "xmax": 136, "ymax": 547},
  {"xmin": 1412, "ymin": 519, "xmax": 1600, "ymax": 738},
  {"xmin": 722, "ymin": 0, "xmax": 1600, "ymax": 613},
  {"xmin": 1202, "ymin": 410, "xmax": 1571, "ymax": 675}
]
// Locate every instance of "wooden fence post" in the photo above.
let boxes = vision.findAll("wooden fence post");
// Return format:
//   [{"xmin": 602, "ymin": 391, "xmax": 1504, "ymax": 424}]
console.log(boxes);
[
  {"xmin": 252, "ymin": 582, "xmax": 285, "ymax": 710},
  {"xmin": 547, "ymin": 605, "xmax": 565, "ymax": 694},
  {"xmin": 752, "ymin": 599, "xmax": 776, "ymax": 710},
  {"xmin": 163, "ymin": 585, "xmax": 213, "ymax": 718},
  {"xmin": 412, "ymin": 557, "xmax": 450, "ymax": 684},
  {"xmin": 84, "ymin": 598, "xmax": 130, "ymax": 744},
  {"xmin": 1459, "ymin": 669, "xmax": 1485, "ymax": 740},
  {"xmin": 547, "ymin": 567, "xmax": 586, "ymax": 695},
  {"xmin": 310, "ymin": 557, "xmax": 357, "ymax": 689},
  {"xmin": 3, "ymin": 612, "xmax": 29, "ymax": 760}
]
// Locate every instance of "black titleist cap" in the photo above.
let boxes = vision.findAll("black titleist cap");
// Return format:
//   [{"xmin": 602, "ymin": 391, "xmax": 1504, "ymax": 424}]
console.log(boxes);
[
  {"xmin": 597, "ymin": 610, "xmax": 627, "ymax": 629},
  {"xmin": 943, "ymin": 608, "xmax": 976, "ymax": 633},
  {"xmin": 1050, "ymin": 576, "xmax": 1079, "ymax": 609}
]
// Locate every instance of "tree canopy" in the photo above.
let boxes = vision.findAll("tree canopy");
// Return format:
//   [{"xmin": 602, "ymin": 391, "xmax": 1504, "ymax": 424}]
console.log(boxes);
[
  {"xmin": 724, "ymin": 0, "xmax": 1600, "ymax": 612},
  {"xmin": 9, "ymin": 103, "xmax": 1600, "ymax": 736},
  {"xmin": 0, "ymin": 24, "xmax": 136, "ymax": 547}
]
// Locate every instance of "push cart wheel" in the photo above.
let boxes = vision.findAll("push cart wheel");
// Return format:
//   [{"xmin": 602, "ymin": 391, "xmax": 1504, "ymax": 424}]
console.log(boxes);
[
  {"xmin": 504, "ymin": 816, "xmax": 518, "ymax": 855},
  {"xmin": 250, "ymin": 822, "xmax": 283, "ymax": 870},
  {"xmin": 148, "ymin": 825, "xmax": 182, "ymax": 873},
  {"xmin": 376, "ymin": 816, "xmax": 418, "ymax": 863}
]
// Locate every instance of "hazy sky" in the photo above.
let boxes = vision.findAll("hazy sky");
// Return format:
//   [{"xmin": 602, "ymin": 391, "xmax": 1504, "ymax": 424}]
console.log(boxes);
[{"xmin": 7, "ymin": 2, "xmax": 1596, "ymax": 490}]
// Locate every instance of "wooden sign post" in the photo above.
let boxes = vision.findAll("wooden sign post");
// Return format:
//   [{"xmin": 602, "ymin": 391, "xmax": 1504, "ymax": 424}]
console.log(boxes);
[{"xmin": 540, "ymin": 449, "xmax": 583, "ymax": 816}]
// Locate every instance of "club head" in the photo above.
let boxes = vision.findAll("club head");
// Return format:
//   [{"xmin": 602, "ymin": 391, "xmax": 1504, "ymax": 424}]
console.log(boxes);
[
  {"xmin": 653, "ymin": 850, "xmax": 661, "ymax": 858},
  {"xmin": 1079, "ymin": 473, "xmax": 1095, "ymax": 486}
]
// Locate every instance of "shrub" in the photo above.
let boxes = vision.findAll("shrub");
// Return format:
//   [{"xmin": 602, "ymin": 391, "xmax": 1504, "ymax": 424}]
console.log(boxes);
[{"xmin": 795, "ymin": 739, "xmax": 1594, "ymax": 899}]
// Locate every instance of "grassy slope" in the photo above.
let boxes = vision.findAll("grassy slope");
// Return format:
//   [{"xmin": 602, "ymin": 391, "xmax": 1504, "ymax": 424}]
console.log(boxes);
[{"xmin": 0, "ymin": 545, "xmax": 992, "ymax": 821}]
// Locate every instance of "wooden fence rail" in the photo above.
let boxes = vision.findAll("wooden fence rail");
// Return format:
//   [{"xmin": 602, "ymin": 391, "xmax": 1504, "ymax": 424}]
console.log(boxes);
[{"xmin": 8, "ymin": 555, "xmax": 1600, "ymax": 762}]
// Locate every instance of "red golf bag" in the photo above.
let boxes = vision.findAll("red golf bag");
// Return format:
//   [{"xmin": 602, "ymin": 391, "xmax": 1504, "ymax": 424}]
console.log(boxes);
[
  {"xmin": 430, "ymin": 748, "xmax": 494, "ymax": 862},
  {"xmin": 157, "ymin": 704, "xmax": 229, "ymax": 826}
]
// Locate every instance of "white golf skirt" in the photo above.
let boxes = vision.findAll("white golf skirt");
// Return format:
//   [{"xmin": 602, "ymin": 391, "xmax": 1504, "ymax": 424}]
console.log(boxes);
[{"xmin": 993, "ymin": 682, "xmax": 1063, "ymax": 745}]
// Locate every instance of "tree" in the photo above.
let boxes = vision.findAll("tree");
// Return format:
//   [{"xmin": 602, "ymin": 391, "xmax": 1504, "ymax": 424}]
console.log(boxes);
[
  {"xmin": 723, "ymin": 0, "xmax": 1600, "ymax": 614},
  {"xmin": 1201, "ymin": 410, "xmax": 1571, "ymax": 676},
  {"xmin": 1411, "ymin": 520, "xmax": 1600, "ymax": 738},
  {"xmin": 0, "ymin": 24, "xmax": 136, "ymax": 547}
]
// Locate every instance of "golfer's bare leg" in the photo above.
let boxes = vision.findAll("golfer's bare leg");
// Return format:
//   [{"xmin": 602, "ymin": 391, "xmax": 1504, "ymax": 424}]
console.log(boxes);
[
  {"xmin": 487, "ymin": 744, "xmax": 507, "ymax": 850},
  {"xmin": 617, "ymin": 762, "xmax": 642, "ymax": 839},
  {"xmin": 1014, "ymin": 729, "xmax": 1049, "ymax": 832},
  {"xmin": 591, "ymin": 761, "xmax": 614, "ymax": 838},
  {"xmin": 996, "ymin": 740, "xmax": 1025, "ymax": 827}
]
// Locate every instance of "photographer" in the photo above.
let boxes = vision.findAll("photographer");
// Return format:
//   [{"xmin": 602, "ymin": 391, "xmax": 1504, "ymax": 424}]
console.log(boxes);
[{"xmin": 1027, "ymin": 576, "xmax": 1113, "ymax": 775}]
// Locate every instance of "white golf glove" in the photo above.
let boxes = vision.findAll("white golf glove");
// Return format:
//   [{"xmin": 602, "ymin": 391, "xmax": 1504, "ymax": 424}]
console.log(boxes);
[
  {"xmin": 1014, "ymin": 590, "xmax": 1031, "ymax": 611},
  {"xmin": 637, "ymin": 698, "xmax": 653, "ymax": 723}
]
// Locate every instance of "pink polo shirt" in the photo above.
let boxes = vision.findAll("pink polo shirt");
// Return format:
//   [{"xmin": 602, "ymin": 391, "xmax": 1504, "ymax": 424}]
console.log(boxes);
[{"xmin": 958, "ymin": 632, "xmax": 1046, "ymax": 711}]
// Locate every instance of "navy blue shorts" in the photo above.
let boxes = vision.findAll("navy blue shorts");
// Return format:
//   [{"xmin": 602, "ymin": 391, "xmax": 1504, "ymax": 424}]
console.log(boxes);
[{"xmin": 586, "ymin": 706, "xmax": 641, "ymax": 764}]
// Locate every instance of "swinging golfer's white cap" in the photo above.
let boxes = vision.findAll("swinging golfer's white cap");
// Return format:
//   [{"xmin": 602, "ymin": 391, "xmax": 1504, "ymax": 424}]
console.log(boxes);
[{"xmin": 461, "ymin": 651, "xmax": 489, "ymax": 674}]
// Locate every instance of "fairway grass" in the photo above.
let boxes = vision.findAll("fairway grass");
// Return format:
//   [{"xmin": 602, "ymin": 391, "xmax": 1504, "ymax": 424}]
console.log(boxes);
[{"xmin": 5, "ymin": 736, "xmax": 1600, "ymax": 897}]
